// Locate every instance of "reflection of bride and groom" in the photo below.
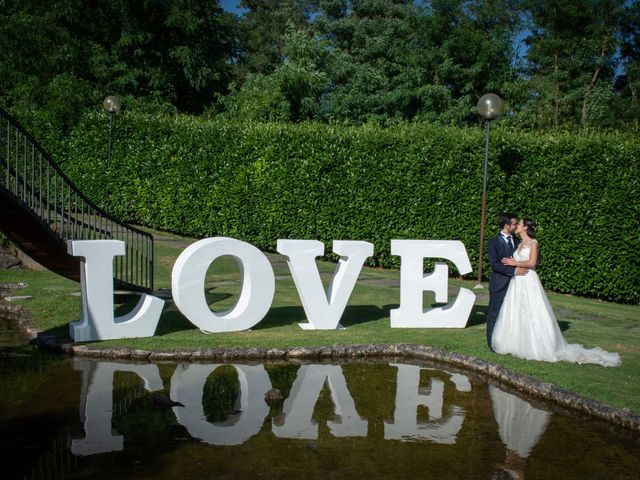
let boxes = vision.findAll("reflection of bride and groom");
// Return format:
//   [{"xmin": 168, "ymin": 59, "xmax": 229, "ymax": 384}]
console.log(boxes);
[
  {"xmin": 485, "ymin": 212, "xmax": 620, "ymax": 367},
  {"xmin": 489, "ymin": 385, "xmax": 551, "ymax": 480}
]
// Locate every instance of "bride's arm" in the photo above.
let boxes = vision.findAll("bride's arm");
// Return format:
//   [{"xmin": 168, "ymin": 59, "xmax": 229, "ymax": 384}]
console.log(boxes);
[{"xmin": 502, "ymin": 241, "xmax": 538, "ymax": 268}]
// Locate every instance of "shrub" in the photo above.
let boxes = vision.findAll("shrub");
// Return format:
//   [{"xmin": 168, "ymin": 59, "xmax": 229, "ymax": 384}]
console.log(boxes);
[{"xmin": 17, "ymin": 110, "xmax": 640, "ymax": 304}]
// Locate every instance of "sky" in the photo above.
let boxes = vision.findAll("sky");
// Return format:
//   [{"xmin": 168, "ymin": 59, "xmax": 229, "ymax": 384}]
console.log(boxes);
[{"xmin": 220, "ymin": 0, "xmax": 246, "ymax": 15}]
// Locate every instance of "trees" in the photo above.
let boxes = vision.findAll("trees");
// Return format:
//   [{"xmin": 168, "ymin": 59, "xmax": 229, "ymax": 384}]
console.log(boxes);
[
  {"xmin": 617, "ymin": 0, "xmax": 640, "ymax": 126},
  {"xmin": 307, "ymin": 0, "xmax": 524, "ymax": 125},
  {"xmin": 0, "ymin": 0, "xmax": 238, "ymax": 126},
  {"xmin": 222, "ymin": 26, "xmax": 330, "ymax": 122},
  {"xmin": 235, "ymin": 0, "xmax": 314, "ymax": 76},
  {"xmin": 413, "ymin": 0, "xmax": 523, "ymax": 124},
  {"xmin": 314, "ymin": 0, "xmax": 422, "ymax": 123},
  {"xmin": 221, "ymin": 0, "xmax": 326, "ymax": 122},
  {"xmin": 107, "ymin": 0, "xmax": 238, "ymax": 113},
  {"xmin": 515, "ymin": 0, "xmax": 625, "ymax": 128},
  {"xmin": 0, "ymin": 0, "xmax": 98, "ymax": 128},
  {"xmin": 2, "ymin": 0, "xmax": 638, "ymax": 129}
]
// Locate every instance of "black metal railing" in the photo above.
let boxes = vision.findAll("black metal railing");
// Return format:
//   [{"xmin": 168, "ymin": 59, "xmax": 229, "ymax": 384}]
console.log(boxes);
[{"xmin": 0, "ymin": 107, "xmax": 153, "ymax": 292}]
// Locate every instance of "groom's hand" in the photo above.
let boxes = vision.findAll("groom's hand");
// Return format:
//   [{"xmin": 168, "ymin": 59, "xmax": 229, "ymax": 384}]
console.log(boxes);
[{"xmin": 515, "ymin": 267, "xmax": 528, "ymax": 276}]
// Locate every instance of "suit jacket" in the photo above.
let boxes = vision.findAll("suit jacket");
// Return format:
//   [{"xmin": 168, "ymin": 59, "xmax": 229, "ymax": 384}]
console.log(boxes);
[{"xmin": 488, "ymin": 234, "xmax": 519, "ymax": 292}]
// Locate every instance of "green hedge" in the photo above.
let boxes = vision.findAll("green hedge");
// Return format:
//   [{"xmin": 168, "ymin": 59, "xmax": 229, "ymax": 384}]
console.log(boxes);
[{"xmin": 15, "ymin": 110, "xmax": 640, "ymax": 304}]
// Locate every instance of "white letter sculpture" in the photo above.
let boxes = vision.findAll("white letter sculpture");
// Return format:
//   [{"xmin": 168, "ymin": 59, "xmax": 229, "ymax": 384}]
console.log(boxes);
[
  {"xmin": 390, "ymin": 240, "xmax": 475, "ymax": 328},
  {"xmin": 68, "ymin": 240, "xmax": 164, "ymax": 342},
  {"xmin": 172, "ymin": 237, "xmax": 275, "ymax": 332},
  {"xmin": 277, "ymin": 240, "xmax": 374, "ymax": 330}
]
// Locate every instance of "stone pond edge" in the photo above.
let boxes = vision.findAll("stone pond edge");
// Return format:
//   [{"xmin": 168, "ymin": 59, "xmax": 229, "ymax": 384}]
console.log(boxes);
[{"xmin": 1, "ymin": 287, "xmax": 638, "ymax": 434}]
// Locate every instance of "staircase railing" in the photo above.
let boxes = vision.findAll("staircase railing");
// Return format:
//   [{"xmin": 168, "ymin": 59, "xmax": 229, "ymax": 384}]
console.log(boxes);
[{"xmin": 0, "ymin": 107, "xmax": 153, "ymax": 292}]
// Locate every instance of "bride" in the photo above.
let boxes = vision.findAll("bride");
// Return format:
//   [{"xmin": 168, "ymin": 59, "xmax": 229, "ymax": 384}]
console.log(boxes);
[{"xmin": 491, "ymin": 218, "xmax": 620, "ymax": 367}]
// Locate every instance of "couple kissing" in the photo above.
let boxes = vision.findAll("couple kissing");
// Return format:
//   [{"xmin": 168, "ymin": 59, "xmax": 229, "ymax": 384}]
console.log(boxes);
[{"xmin": 485, "ymin": 213, "xmax": 619, "ymax": 367}]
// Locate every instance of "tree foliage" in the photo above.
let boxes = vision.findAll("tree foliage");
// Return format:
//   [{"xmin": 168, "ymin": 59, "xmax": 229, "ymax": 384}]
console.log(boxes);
[
  {"xmin": 618, "ymin": 0, "xmax": 640, "ymax": 126},
  {"xmin": 1, "ymin": 0, "xmax": 639, "ymax": 129},
  {"xmin": 235, "ymin": 0, "xmax": 314, "ymax": 76},
  {"xmin": 221, "ymin": 26, "xmax": 330, "ymax": 122},
  {"xmin": 313, "ymin": 0, "xmax": 421, "ymax": 123},
  {"xmin": 0, "ymin": 0, "xmax": 238, "ymax": 126},
  {"xmin": 511, "ymin": 0, "xmax": 626, "ymax": 128}
]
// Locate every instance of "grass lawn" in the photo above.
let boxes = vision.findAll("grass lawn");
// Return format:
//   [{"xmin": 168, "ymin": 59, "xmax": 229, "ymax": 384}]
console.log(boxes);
[{"xmin": 1, "ymin": 229, "xmax": 639, "ymax": 414}]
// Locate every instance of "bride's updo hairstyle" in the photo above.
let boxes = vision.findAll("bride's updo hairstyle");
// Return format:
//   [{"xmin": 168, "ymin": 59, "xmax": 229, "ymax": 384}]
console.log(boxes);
[{"xmin": 522, "ymin": 218, "xmax": 537, "ymax": 238}]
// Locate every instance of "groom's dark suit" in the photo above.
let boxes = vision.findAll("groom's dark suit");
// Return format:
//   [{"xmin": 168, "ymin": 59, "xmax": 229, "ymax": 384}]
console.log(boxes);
[{"xmin": 486, "ymin": 233, "xmax": 519, "ymax": 349}]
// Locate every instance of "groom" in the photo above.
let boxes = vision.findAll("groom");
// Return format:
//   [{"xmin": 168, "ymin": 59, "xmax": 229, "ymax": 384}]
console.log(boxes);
[{"xmin": 486, "ymin": 212, "xmax": 526, "ymax": 351}]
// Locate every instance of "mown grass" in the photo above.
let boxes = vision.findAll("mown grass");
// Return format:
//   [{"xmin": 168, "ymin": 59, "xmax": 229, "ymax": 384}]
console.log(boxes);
[{"xmin": 1, "ymin": 230, "xmax": 639, "ymax": 413}]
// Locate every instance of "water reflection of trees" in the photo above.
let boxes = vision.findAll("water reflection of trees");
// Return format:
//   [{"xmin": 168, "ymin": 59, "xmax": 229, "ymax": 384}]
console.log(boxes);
[
  {"xmin": 23, "ymin": 428, "xmax": 77, "ymax": 480},
  {"xmin": 202, "ymin": 365, "xmax": 240, "ymax": 422},
  {"xmin": 0, "ymin": 346, "xmax": 78, "ymax": 479}
]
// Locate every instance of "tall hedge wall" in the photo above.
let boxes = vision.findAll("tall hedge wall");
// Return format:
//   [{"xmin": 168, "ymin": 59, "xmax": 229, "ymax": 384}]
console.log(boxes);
[{"xmin": 18, "ymin": 110, "xmax": 640, "ymax": 304}]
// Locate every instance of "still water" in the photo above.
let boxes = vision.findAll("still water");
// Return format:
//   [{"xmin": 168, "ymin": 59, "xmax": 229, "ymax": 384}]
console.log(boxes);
[{"xmin": 1, "ymin": 318, "xmax": 638, "ymax": 480}]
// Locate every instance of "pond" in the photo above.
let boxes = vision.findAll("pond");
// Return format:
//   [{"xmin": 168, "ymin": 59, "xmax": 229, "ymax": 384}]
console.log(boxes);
[{"xmin": 1, "ymin": 317, "xmax": 638, "ymax": 480}]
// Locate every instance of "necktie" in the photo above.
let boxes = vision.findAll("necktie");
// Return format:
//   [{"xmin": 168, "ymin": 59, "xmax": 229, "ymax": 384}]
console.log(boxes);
[{"xmin": 506, "ymin": 236, "xmax": 513, "ymax": 251}]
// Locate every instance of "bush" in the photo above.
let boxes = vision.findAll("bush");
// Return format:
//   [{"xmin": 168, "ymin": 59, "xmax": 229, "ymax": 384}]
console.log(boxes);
[{"xmin": 18, "ymin": 110, "xmax": 640, "ymax": 304}]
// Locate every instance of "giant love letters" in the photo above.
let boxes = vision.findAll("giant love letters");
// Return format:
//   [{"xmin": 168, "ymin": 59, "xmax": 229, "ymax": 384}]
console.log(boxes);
[{"xmin": 68, "ymin": 237, "xmax": 476, "ymax": 342}]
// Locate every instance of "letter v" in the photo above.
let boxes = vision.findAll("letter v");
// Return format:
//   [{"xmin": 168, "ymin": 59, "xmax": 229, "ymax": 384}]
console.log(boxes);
[{"xmin": 277, "ymin": 240, "xmax": 373, "ymax": 330}]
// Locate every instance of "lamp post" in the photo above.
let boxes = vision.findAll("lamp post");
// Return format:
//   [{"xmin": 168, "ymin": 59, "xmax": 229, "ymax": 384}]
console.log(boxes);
[
  {"xmin": 475, "ymin": 93, "xmax": 504, "ymax": 288},
  {"xmin": 103, "ymin": 95, "xmax": 121, "ymax": 206}
]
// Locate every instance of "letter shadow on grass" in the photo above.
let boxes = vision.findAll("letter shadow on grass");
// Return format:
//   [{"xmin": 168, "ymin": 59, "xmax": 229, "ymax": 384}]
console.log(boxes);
[
  {"xmin": 466, "ymin": 304, "xmax": 489, "ymax": 328},
  {"xmin": 260, "ymin": 303, "xmax": 492, "ymax": 330},
  {"xmin": 112, "ymin": 291, "xmax": 237, "ymax": 336},
  {"xmin": 422, "ymin": 302, "xmax": 489, "ymax": 328},
  {"xmin": 156, "ymin": 290, "xmax": 240, "ymax": 336},
  {"xmin": 108, "ymin": 291, "xmax": 500, "ymax": 336},
  {"xmin": 255, "ymin": 304, "xmax": 396, "ymax": 330}
]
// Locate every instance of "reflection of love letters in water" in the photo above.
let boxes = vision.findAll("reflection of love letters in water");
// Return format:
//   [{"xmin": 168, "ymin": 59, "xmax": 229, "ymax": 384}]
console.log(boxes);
[
  {"xmin": 170, "ymin": 364, "xmax": 272, "ymax": 445},
  {"xmin": 384, "ymin": 364, "xmax": 471, "ymax": 444},
  {"xmin": 271, "ymin": 364, "xmax": 368, "ymax": 439},
  {"xmin": 73, "ymin": 360, "xmax": 555, "ymax": 456},
  {"xmin": 70, "ymin": 360, "xmax": 164, "ymax": 456}
]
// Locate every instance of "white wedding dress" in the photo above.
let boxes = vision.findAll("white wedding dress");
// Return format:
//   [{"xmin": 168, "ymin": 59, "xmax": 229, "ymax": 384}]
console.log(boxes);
[{"xmin": 491, "ymin": 241, "xmax": 620, "ymax": 367}]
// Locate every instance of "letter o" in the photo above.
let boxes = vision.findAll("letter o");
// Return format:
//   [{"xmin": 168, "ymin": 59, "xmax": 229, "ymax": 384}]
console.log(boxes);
[{"xmin": 171, "ymin": 237, "xmax": 275, "ymax": 332}]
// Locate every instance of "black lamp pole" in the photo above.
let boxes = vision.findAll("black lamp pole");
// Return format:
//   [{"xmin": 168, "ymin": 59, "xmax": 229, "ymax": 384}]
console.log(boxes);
[{"xmin": 475, "ymin": 93, "xmax": 504, "ymax": 288}]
